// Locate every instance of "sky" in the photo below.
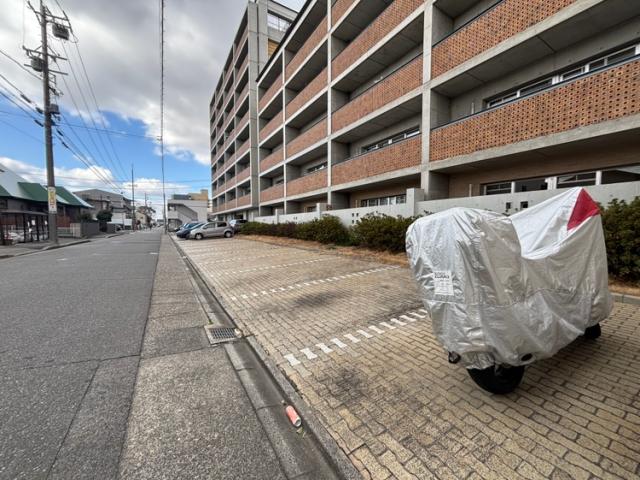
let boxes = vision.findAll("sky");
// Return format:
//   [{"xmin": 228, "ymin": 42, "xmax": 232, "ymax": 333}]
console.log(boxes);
[{"xmin": 0, "ymin": 0, "xmax": 304, "ymax": 217}]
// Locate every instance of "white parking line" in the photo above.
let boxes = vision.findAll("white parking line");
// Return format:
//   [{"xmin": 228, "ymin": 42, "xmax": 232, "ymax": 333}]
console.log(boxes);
[
  {"xmin": 283, "ymin": 309, "xmax": 429, "ymax": 366},
  {"xmin": 300, "ymin": 348, "xmax": 318, "ymax": 360}
]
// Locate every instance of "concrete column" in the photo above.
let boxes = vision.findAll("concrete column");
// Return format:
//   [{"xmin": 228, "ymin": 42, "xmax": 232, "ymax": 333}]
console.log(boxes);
[{"xmin": 421, "ymin": 1, "xmax": 435, "ymax": 198}]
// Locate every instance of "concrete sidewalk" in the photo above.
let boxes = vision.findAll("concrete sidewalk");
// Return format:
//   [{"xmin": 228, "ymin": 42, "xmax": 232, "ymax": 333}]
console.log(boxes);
[{"xmin": 118, "ymin": 235, "xmax": 340, "ymax": 479}]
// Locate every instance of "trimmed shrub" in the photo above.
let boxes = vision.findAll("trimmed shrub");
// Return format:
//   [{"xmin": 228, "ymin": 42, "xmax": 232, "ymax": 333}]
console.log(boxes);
[
  {"xmin": 352, "ymin": 214, "xmax": 418, "ymax": 253},
  {"xmin": 295, "ymin": 216, "xmax": 351, "ymax": 245},
  {"xmin": 602, "ymin": 197, "xmax": 640, "ymax": 283}
]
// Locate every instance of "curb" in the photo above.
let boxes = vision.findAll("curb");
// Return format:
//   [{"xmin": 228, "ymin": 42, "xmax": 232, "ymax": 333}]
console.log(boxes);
[
  {"xmin": 611, "ymin": 292, "xmax": 640, "ymax": 306},
  {"xmin": 170, "ymin": 235, "xmax": 361, "ymax": 480}
]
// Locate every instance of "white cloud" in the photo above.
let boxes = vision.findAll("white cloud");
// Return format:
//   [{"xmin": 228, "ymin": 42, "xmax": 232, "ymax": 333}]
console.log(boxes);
[{"xmin": 0, "ymin": 0, "xmax": 302, "ymax": 168}]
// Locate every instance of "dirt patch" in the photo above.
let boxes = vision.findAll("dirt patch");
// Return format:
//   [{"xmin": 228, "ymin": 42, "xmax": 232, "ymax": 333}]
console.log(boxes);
[{"xmin": 238, "ymin": 234, "xmax": 409, "ymax": 267}]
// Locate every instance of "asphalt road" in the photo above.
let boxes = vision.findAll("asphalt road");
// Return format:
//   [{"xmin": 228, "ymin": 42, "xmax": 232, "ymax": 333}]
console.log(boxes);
[{"xmin": 0, "ymin": 231, "xmax": 161, "ymax": 480}]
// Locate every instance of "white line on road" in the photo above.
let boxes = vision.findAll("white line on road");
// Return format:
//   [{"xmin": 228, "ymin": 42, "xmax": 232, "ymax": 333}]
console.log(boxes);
[
  {"xmin": 316, "ymin": 343, "xmax": 333, "ymax": 353},
  {"xmin": 344, "ymin": 334, "xmax": 361, "ymax": 343},
  {"xmin": 300, "ymin": 348, "xmax": 318, "ymax": 359},
  {"xmin": 357, "ymin": 329, "xmax": 373, "ymax": 338},
  {"xmin": 331, "ymin": 338, "xmax": 347, "ymax": 349},
  {"xmin": 380, "ymin": 321, "xmax": 396, "ymax": 330},
  {"xmin": 284, "ymin": 354, "xmax": 301, "ymax": 366},
  {"xmin": 390, "ymin": 318, "xmax": 406, "ymax": 326}
]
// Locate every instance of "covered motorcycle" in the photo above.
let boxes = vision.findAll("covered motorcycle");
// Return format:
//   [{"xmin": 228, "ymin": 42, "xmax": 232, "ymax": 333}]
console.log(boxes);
[{"xmin": 406, "ymin": 187, "xmax": 612, "ymax": 393}]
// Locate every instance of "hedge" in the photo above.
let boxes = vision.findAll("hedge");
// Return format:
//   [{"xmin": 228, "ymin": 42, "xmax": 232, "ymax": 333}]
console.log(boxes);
[
  {"xmin": 240, "ymin": 199, "xmax": 640, "ymax": 283},
  {"xmin": 601, "ymin": 197, "xmax": 640, "ymax": 283}
]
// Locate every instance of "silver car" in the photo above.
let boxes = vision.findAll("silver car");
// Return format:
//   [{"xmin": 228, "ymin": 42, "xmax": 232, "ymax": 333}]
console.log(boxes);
[{"xmin": 189, "ymin": 221, "xmax": 234, "ymax": 240}]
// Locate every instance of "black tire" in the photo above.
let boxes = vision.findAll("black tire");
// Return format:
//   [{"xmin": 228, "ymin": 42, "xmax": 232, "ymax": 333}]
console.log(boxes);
[
  {"xmin": 467, "ymin": 365, "xmax": 525, "ymax": 395},
  {"xmin": 224, "ymin": 231, "xmax": 232, "ymax": 238},
  {"xmin": 194, "ymin": 233, "xmax": 203, "ymax": 240},
  {"xmin": 584, "ymin": 323, "xmax": 601, "ymax": 339}
]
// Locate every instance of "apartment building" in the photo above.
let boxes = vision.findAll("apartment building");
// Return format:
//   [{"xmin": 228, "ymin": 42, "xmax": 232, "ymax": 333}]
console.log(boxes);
[
  {"xmin": 213, "ymin": 0, "xmax": 640, "ymax": 223},
  {"xmin": 209, "ymin": 0, "xmax": 298, "ymax": 220}
]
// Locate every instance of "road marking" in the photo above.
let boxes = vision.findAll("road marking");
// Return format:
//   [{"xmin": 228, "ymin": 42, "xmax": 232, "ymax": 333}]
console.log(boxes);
[
  {"xmin": 57, "ymin": 258, "xmax": 68, "ymax": 261},
  {"xmin": 283, "ymin": 308, "xmax": 427, "ymax": 366},
  {"xmin": 317, "ymin": 343, "xmax": 332, "ymax": 353},
  {"xmin": 357, "ymin": 329, "xmax": 373, "ymax": 338},
  {"xmin": 400, "ymin": 315, "xmax": 417, "ymax": 323},
  {"xmin": 409, "ymin": 311, "xmax": 426, "ymax": 319},
  {"xmin": 344, "ymin": 334, "xmax": 360, "ymax": 343},
  {"xmin": 220, "ymin": 266, "xmax": 400, "ymax": 303},
  {"xmin": 331, "ymin": 338, "xmax": 347, "ymax": 349},
  {"xmin": 284, "ymin": 354, "xmax": 301, "ymax": 366},
  {"xmin": 149, "ymin": 252, "xmax": 158, "ymax": 255},
  {"xmin": 300, "ymin": 348, "xmax": 318, "ymax": 360}
]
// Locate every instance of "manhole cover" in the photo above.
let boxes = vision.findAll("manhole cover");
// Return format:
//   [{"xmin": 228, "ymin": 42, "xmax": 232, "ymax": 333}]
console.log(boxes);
[{"xmin": 204, "ymin": 325, "xmax": 241, "ymax": 345}]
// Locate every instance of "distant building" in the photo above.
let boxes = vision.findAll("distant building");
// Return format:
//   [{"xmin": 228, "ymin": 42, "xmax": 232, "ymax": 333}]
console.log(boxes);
[
  {"xmin": 74, "ymin": 188, "xmax": 134, "ymax": 228},
  {"xmin": 0, "ymin": 162, "xmax": 91, "ymax": 245},
  {"xmin": 167, "ymin": 189, "xmax": 209, "ymax": 229},
  {"xmin": 209, "ymin": 0, "xmax": 297, "ymax": 220}
]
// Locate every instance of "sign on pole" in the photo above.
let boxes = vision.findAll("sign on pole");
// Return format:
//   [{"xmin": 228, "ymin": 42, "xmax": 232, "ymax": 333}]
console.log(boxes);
[{"xmin": 47, "ymin": 186, "xmax": 57, "ymax": 214}]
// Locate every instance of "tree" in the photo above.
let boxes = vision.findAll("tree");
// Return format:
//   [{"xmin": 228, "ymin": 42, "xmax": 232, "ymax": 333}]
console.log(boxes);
[{"xmin": 96, "ymin": 210, "xmax": 113, "ymax": 223}]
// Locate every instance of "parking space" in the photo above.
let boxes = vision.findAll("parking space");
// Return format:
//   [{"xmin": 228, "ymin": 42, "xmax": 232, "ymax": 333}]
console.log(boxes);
[{"xmin": 179, "ymin": 236, "xmax": 640, "ymax": 480}]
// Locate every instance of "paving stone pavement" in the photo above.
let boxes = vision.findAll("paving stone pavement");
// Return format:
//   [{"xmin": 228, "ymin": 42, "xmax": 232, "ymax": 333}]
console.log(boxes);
[{"xmin": 179, "ymin": 236, "xmax": 640, "ymax": 480}]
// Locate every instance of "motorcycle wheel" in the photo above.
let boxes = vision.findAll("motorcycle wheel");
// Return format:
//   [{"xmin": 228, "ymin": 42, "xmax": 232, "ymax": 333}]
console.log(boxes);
[
  {"xmin": 467, "ymin": 365, "xmax": 525, "ymax": 394},
  {"xmin": 584, "ymin": 323, "xmax": 601, "ymax": 339}
]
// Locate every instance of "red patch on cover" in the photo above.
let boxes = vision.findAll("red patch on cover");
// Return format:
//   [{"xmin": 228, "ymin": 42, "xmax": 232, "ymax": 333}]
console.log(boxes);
[{"xmin": 568, "ymin": 189, "xmax": 600, "ymax": 230}]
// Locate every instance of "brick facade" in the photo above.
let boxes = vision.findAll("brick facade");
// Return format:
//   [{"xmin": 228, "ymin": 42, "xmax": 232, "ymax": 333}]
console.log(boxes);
[
  {"xmin": 285, "ymin": 17, "xmax": 327, "ymax": 80},
  {"xmin": 259, "ymin": 113, "xmax": 282, "ymax": 143},
  {"xmin": 332, "ymin": 0, "xmax": 423, "ymax": 79},
  {"xmin": 260, "ymin": 147, "xmax": 284, "ymax": 173},
  {"xmin": 432, "ymin": 0, "xmax": 576, "ymax": 78},
  {"xmin": 286, "ymin": 67, "xmax": 327, "ymax": 118},
  {"xmin": 260, "ymin": 183, "xmax": 284, "ymax": 203},
  {"xmin": 331, "ymin": 0, "xmax": 356, "ymax": 26},
  {"xmin": 430, "ymin": 60, "xmax": 640, "ymax": 161},
  {"xmin": 286, "ymin": 118, "xmax": 327, "ymax": 158},
  {"xmin": 332, "ymin": 135, "xmax": 421, "ymax": 185},
  {"xmin": 286, "ymin": 169, "xmax": 328, "ymax": 196},
  {"xmin": 259, "ymin": 72, "xmax": 282, "ymax": 112},
  {"xmin": 332, "ymin": 55, "xmax": 422, "ymax": 133}
]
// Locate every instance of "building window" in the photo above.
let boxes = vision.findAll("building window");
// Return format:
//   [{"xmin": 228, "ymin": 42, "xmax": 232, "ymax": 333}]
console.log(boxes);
[
  {"xmin": 306, "ymin": 205, "xmax": 316, "ymax": 213},
  {"xmin": 305, "ymin": 162, "xmax": 327, "ymax": 175},
  {"xmin": 268, "ymin": 13, "xmax": 291, "ymax": 32},
  {"xmin": 361, "ymin": 127, "xmax": 420, "ymax": 154},
  {"xmin": 484, "ymin": 182, "xmax": 512, "ymax": 195},
  {"xmin": 360, "ymin": 194, "xmax": 406, "ymax": 207},
  {"xmin": 485, "ymin": 42, "xmax": 640, "ymax": 110},
  {"xmin": 557, "ymin": 172, "xmax": 597, "ymax": 188}
]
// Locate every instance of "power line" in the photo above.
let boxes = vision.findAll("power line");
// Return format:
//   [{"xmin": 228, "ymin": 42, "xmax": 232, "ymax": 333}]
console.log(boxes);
[
  {"xmin": 58, "ymin": 40, "xmax": 127, "ymax": 181},
  {"xmin": 0, "ymin": 108, "xmax": 158, "ymax": 139},
  {"xmin": 0, "ymin": 117, "xmax": 44, "ymax": 143},
  {"xmin": 0, "ymin": 47, "xmax": 42, "ymax": 81}
]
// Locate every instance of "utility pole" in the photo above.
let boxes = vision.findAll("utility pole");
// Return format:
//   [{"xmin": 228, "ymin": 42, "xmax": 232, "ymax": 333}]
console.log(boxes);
[
  {"xmin": 40, "ymin": 0, "xmax": 57, "ymax": 244},
  {"xmin": 25, "ymin": 0, "xmax": 71, "ymax": 245},
  {"xmin": 131, "ymin": 165, "xmax": 135, "ymax": 232},
  {"xmin": 160, "ymin": 0, "xmax": 167, "ymax": 234}
]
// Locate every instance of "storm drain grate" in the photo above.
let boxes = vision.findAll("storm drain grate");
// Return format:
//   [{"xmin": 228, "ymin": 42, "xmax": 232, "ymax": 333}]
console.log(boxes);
[{"xmin": 204, "ymin": 325, "xmax": 241, "ymax": 345}]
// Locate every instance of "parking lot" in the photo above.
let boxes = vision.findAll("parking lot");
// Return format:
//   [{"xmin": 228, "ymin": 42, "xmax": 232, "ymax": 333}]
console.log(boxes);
[{"xmin": 179, "ymin": 236, "xmax": 640, "ymax": 480}]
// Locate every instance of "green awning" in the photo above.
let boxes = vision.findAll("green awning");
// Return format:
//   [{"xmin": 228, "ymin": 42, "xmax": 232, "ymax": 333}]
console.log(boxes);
[
  {"xmin": 56, "ymin": 186, "xmax": 90, "ymax": 207},
  {"xmin": 0, "ymin": 184, "xmax": 10, "ymax": 197}
]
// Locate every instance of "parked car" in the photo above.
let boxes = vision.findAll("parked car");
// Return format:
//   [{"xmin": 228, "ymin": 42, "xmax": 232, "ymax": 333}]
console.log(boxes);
[
  {"xmin": 176, "ymin": 222, "xmax": 203, "ymax": 239},
  {"xmin": 189, "ymin": 221, "xmax": 234, "ymax": 240},
  {"xmin": 229, "ymin": 219, "xmax": 247, "ymax": 232}
]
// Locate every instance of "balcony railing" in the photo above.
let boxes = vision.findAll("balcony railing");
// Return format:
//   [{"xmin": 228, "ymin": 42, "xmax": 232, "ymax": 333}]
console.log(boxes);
[
  {"xmin": 286, "ymin": 169, "xmax": 327, "ymax": 196},
  {"xmin": 259, "ymin": 113, "xmax": 282, "ymax": 143},
  {"xmin": 286, "ymin": 118, "xmax": 327, "ymax": 158},
  {"xmin": 236, "ymin": 167, "xmax": 250, "ymax": 183},
  {"xmin": 332, "ymin": 55, "xmax": 422, "ymax": 133},
  {"xmin": 332, "ymin": 135, "xmax": 420, "ymax": 185},
  {"xmin": 432, "ymin": 0, "xmax": 576, "ymax": 79},
  {"xmin": 237, "ymin": 138, "xmax": 250, "ymax": 159},
  {"xmin": 259, "ymin": 73, "xmax": 282, "ymax": 112},
  {"xmin": 260, "ymin": 147, "xmax": 284, "ymax": 172},
  {"xmin": 286, "ymin": 67, "xmax": 327, "ymax": 118},
  {"xmin": 236, "ymin": 82, "xmax": 249, "ymax": 106},
  {"xmin": 237, "ymin": 193, "xmax": 251, "ymax": 207},
  {"xmin": 430, "ymin": 59, "xmax": 640, "ymax": 161},
  {"xmin": 285, "ymin": 17, "xmax": 327, "ymax": 80},
  {"xmin": 332, "ymin": 0, "xmax": 423, "ymax": 79},
  {"xmin": 260, "ymin": 184, "xmax": 284, "ymax": 203}
]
